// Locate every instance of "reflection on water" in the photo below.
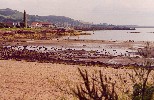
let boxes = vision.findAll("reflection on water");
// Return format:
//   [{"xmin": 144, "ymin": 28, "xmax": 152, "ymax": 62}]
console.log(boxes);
[{"xmin": 62, "ymin": 28, "xmax": 154, "ymax": 41}]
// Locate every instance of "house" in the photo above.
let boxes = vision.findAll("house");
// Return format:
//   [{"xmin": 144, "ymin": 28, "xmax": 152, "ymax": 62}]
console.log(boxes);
[
  {"xmin": 31, "ymin": 22, "xmax": 53, "ymax": 28},
  {"xmin": 40, "ymin": 22, "xmax": 52, "ymax": 27},
  {"xmin": 31, "ymin": 22, "xmax": 41, "ymax": 28}
]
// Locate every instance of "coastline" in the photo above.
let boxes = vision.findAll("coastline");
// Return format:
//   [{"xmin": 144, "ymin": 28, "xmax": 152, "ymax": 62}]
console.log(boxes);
[
  {"xmin": 0, "ymin": 6, "xmax": 154, "ymax": 99},
  {"xmin": 1, "ymin": 38, "xmax": 152, "ymax": 67},
  {"xmin": 0, "ymin": 32, "xmax": 154, "ymax": 99}
]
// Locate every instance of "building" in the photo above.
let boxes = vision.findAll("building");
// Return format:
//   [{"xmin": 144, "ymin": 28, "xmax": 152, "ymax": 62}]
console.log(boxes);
[
  {"xmin": 31, "ymin": 22, "xmax": 53, "ymax": 28},
  {"xmin": 31, "ymin": 22, "xmax": 41, "ymax": 28}
]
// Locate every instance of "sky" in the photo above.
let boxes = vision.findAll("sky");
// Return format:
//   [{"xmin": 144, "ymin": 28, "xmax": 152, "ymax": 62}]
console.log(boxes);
[{"xmin": 1, "ymin": 0, "xmax": 154, "ymax": 26}]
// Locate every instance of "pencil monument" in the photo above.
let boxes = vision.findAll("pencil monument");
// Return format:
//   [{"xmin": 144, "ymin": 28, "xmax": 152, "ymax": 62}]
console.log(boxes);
[{"xmin": 23, "ymin": 10, "xmax": 27, "ymax": 28}]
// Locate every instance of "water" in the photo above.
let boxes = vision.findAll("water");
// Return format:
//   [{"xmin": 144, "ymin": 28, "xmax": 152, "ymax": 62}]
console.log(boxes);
[
  {"xmin": 63, "ymin": 28, "xmax": 154, "ymax": 41},
  {"xmin": 59, "ymin": 28, "xmax": 154, "ymax": 56},
  {"xmin": 8, "ymin": 28, "xmax": 153, "ymax": 57}
]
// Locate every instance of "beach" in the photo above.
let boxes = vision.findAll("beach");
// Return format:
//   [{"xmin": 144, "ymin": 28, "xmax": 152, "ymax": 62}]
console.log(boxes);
[
  {"xmin": 0, "ymin": 29, "xmax": 154, "ymax": 99},
  {"xmin": 0, "ymin": 2, "xmax": 154, "ymax": 99},
  {"xmin": 0, "ymin": 60, "xmax": 153, "ymax": 99},
  {"xmin": 0, "ymin": 60, "xmax": 80, "ymax": 99}
]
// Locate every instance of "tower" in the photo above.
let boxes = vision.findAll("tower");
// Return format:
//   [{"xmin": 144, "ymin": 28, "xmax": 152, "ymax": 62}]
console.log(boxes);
[{"xmin": 23, "ymin": 10, "xmax": 27, "ymax": 28}]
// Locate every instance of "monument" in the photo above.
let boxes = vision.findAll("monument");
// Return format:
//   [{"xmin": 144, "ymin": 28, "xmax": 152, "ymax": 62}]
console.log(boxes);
[{"xmin": 23, "ymin": 10, "xmax": 27, "ymax": 28}]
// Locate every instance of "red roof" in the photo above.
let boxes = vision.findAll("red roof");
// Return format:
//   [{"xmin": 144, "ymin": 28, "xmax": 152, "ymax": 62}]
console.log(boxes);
[
  {"xmin": 31, "ymin": 22, "xmax": 39, "ymax": 26},
  {"xmin": 40, "ymin": 22, "xmax": 51, "ymax": 25},
  {"xmin": 31, "ymin": 22, "xmax": 52, "ymax": 26}
]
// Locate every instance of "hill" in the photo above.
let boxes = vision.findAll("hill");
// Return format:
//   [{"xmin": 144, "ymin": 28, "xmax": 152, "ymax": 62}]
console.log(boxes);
[{"xmin": 0, "ymin": 8, "xmax": 87, "ymax": 26}]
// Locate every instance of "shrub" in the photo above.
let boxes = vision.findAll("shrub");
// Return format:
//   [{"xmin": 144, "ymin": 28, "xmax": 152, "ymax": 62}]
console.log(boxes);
[{"xmin": 72, "ymin": 68, "xmax": 118, "ymax": 100}]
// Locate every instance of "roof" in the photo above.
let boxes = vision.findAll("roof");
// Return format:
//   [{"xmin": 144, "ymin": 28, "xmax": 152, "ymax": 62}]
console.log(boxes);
[
  {"xmin": 31, "ymin": 22, "xmax": 52, "ymax": 26},
  {"xmin": 40, "ymin": 22, "xmax": 51, "ymax": 25},
  {"xmin": 31, "ymin": 22, "xmax": 39, "ymax": 26}
]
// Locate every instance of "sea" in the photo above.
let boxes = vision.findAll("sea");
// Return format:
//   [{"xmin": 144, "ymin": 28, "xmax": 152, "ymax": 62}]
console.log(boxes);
[
  {"xmin": 8, "ymin": 28, "xmax": 154, "ymax": 57},
  {"xmin": 62, "ymin": 28, "xmax": 154, "ymax": 42}
]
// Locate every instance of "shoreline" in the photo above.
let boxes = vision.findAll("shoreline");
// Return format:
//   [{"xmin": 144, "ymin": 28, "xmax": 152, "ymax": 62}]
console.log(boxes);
[
  {"xmin": 3, "ymin": 38, "xmax": 147, "ymax": 47},
  {"xmin": 1, "ymin": 39, "xmax": 154, "ymax": 68},
  {"xmin": 1, "ymin": 31, "xmax": 154, "ymax": 99}
]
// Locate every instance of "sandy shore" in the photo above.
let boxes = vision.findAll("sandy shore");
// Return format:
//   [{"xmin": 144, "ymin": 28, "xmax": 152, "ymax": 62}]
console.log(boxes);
[
  {"xmin": 0, "ymin": 60, "xmax": 81, "ymax": 99},
  {"xmin": 4, "ymin": 38, "xmax": 148, "ymax": 46},
  {"xmin": 0, "ymin": 60, "xmax": 153, "ymax": 99},
  {"xmin": 1, "ymin": 38, "xmax": 154, "ymax": 99}
]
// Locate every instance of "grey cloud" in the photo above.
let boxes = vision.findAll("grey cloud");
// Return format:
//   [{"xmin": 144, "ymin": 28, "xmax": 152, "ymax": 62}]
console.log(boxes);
[{"xmin": 0, "ymin": 0, "xmax": 154, "ymax": 25}]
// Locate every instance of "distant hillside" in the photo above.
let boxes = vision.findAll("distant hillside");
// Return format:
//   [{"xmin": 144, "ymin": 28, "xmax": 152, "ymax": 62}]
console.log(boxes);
[{"xmin": 0, "ymin": 8, "xmax": 86, "ymax": 26}]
